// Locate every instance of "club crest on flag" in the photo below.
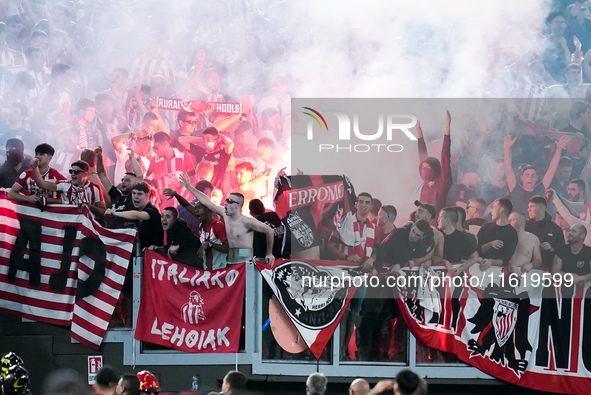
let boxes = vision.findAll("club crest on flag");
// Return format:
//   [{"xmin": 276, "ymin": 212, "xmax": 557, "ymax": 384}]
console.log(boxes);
[
  {"xmin": 492, "ymin": 298, "xmax": 518, "ymax": 347},
  {"xmin": 272, "ymin": 260, "xmax": 347, "ymax": 330},
  {"xmin": 286, "ymin": 212, "xmax": 315, "ymax": 249},
  {"xmin": 181, "ymin": 290, "xmax": 206, "ymax": 325}
]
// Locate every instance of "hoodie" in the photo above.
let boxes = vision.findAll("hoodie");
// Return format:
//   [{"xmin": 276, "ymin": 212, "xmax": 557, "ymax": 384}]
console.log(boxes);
[{"xmin": 163, "ymin": 219, "xmax": 203, "ymax": 268}]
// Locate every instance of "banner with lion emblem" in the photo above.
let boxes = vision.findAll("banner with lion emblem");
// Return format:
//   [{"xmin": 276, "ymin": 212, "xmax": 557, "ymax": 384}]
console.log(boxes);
[{"xmin": 135, "ymin": 251, "xmax": 245, "ymax": 353}]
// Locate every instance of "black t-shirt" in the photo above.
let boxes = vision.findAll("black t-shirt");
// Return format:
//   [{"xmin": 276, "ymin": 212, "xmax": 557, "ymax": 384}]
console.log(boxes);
[
  {"xmin": 555, "ymin": 244, "xmax": 591, "ymax": 276},
  {"xmin": 253, "ymin": 211, "xmax": 285, "ymax": 258},
  {"xmin": 525, "ymin": 216, "xmax": 565, "ymax": 270},
  {"xmin": 510, "ymin": 183, "xmax": 545, "ymax": 216},
  {"xmin": 477, "ymin": 222, "xmax": 518, "ymax": 266},
  {"xmin": 107, "ymin": 186, "xmax": 135, "ymax": 229},
  {"xmin": 204, "ymin": 149, "xmax": 231, "ymax": 188},
  {"xmin": 138, "ymin": 203, "xmax": 164, "ymax": 250},
  {"xmin": 375, "ymin": 225, "xmax": 434, "ymax": 272},
  {"xmin": 443, "ymin": 230, "xmax": 475, "ymax": 263}
]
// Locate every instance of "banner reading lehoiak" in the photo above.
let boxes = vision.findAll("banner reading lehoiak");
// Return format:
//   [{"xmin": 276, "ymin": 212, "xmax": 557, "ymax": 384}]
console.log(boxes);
[
  {"xmin": 0, "ymin": 192, "xmax": 136, "ymax": 349},
  {"xmin": 395, "ymin": 264, "xmax": 591, "ymax": 395},
  {"xmin": 135, "ymin": 251, "xmax": 245, "ymax": 353},
  {"xmin": 256, "ymin": 259, "xmax": 364, "ymax": 359}
]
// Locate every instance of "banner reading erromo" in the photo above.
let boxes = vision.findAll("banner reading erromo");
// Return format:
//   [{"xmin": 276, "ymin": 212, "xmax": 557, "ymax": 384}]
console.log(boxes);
[{"xmin": 135, "ymin": 251, "xmax": 245, "ymax": 353}]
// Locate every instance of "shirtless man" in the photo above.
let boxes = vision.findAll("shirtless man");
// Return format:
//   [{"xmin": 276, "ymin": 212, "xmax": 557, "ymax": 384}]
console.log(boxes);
[
  {"xmin": 180, "ymin": 173, "xmax": 275, "ymax": 266},
  {"xmin": 549, "ymin": 188, "xmax": 591, "ymax": 245},
  {"xmin": 508, "ymin": 212, "xmax": 542, "ymax": 275}
]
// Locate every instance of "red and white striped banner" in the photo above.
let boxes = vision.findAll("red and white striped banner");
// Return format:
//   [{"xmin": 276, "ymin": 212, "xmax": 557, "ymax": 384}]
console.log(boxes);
[{"xmin": 0, "ymin": 191, "xmax": 136, "ymax": 349}]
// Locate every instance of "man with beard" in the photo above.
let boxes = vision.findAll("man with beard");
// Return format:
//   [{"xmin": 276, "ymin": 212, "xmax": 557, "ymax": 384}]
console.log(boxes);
[
  {"xmin": 0, "ymin": 139, "xmax": 31, "ymax": 187},
  {"xmin": 416, "ymin": 111, "xmax": 452, "ymax": 213},
  {"xmin": 553, "ymin": 223, "xmax": 591, "ymax": 284},
  {"xmin": 148, "ymin": 206, "xmax": 202, "ymax": 267}
]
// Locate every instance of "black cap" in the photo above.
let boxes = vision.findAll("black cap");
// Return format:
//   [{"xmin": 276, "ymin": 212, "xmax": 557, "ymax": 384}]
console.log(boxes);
[{"xmin": 414, "ymin": 200, "xmax": 436, "ymax": 220}]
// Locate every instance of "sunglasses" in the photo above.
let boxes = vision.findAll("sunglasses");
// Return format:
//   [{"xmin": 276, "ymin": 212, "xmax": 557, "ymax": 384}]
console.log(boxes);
[
  {"xmin": 69, "ymin": 169, "xmax": 86, "ymax": 175},
  {"xmin": 225, "ymin": 198, "xmax": 241, "ymax": 205},
  {"xmin": 183, "ymin": 120, "xmax": 197, "ymax": 125}
]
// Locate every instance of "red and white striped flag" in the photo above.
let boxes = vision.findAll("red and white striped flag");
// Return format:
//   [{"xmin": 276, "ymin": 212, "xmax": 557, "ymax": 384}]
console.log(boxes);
[{"xmin": 0, "ymin": 191, "xmax": 136, "ymax": 349}]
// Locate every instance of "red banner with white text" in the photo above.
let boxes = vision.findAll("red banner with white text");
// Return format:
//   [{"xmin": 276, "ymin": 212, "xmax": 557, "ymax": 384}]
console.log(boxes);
[{"xmin": 135, "ymin": 251, "xmax": 245, "ymax": 353}]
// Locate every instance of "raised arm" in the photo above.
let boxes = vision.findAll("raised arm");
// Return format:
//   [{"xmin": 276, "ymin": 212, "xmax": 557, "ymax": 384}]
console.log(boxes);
[
  {"xmin": 180, "ymin": 173, "xmax": 225, "ymax": 217},
  {"xmin": 30, "ymin": 159, "xmax": 58, "ymax": 192},
  {"xmin": 178, "ymin": 136, "xmax": 202, "ymax": 151},
  {"xmin": 104, "ymin": 208, "xmax": 150, "ymax": 221},
  {"xmin": 440, "ymin": 110, "xmax": 452, "ymax": 194},
  {"xmin": 542, "ymin": 135, "xmax": 569, "ymax": 189},
  {"xmin": 163, "ymin": 188, "xmax": 196, "ymax": 216},
  {"xmin": 504, "ymin": 134, "xmax": 517, "ymax": 192},
  {"xmin": 128, "ymin": 148, "xmax": 144, "ymax": 181},
  {"xmin": 95, "ymin": 146, "xmax": 113, "ymax": 191},
  {"xmin": 416, "ymin": 118, "xmax": 428, "ymax": 163}
]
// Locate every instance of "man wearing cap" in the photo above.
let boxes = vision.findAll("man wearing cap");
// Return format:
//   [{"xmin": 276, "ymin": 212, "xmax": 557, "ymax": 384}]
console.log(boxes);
[
  {"xmin": 0, "ymin": 139, "xmax": 31, "ymax": 188},
  {"xmin": 477, "ymin": 198, "xmax": 518, "ymax": 271},
  {"xmin": 413, "ymin": 200, "xmax": 444, "ymax": 268}
]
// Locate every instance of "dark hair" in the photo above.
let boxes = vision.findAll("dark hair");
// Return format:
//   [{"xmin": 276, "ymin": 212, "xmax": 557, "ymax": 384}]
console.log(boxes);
[
  {"xmin": 396, "ymin": 369, "xmax": 426, "ymax": 395},
  {"xmin": 153, "ymin": 131, "xmax": 171, "ymax": 144},
  {"xmin": 224, "ymin": 371, "xmax": 246, "ymax": 393},
  {"xmin": 528, "ymin": 195, "xmax": 547, "ymax": 207},
  {"xmin": 95, "ymin": 93, "xmax": 113, "ymax": 105},
  {"xmin": 520, "ymin": 165, "xmax": 536, "ymax": 176},
  {"xmin": 453, "ymin": 206, "xmax": 466, "ymax": 224},
  {"xmin": 471, "ymin": 197, "xmax": 487, "ymax": 213},
  {"xmin": 51, "ymin": 63, "xmax": 71, "ymax": 79},
  {"xmin": 414, "ymin": 219, "xmax": 433, "ymax": 239},
  {"xmin": 95, "ymin": 366, "xmax": 118, "ymax": 388},
  {"xmin": 132, "ymin": 182, "xmax": 150, "ymax": 194},
  {"xmin": 178, "ymin": 110, "xmax": 196, "ymax": 123},
  {"xmin": 570, "ymin": 101, "xmax": 588, "ymax": 122},
  {"xmin": 195, "ymin": 179, "xmax": 214, "ymax": 193},
  {"xmin": 76, "ymin": 98, "xmax": 95, "ymax": 114},
  {"xmin": 236, "ymin": 161, "xmax": 254, "ymax": 172},
  {"xmin": 381, "ymin": 205, "xmax": 397, "ymax": 221},
  {"xmin": 163, "ymin": 206, "xmax": 178, "ymax": 218},
  {"xmin": 35, "ymin": 143, "xmax": 55, "ymax": 156},
  {"xmin": 80, "ymin": 149, "xmax": 96, "ymax": 166},
  {"xmin": 202, "ymin": 126, "xmax": 219, "ymax": 137},
  {"xmin": 228, "ymin": 192, "xmax": 245, "ymax": 206},
  {"xmin": 70, "ymin": 160, "xmax": 89, "ymax": 173},
  {"xmin": 249, "ymin": 199, "xmax": 265, "ymax": 216},
  {"xmin": 558, "ymin": 156, "xmax": 573, "ymax": 167},
  {"xmin": 357, "ymin": 192, "xmax": 372, "ymax": 203},
  {"xmin": 140, "ymin": 84, "xmax": 151, "ymax": 95},
  {"xmin": 142, "ymin": 112, "xmax": 158, "ymax": 123},
  {"xmin": 6, "ymin": 138, "xmax": 24, "ymax": 151},
  {"xmin": 569, "ymin": 179, "xmax": 586, "ymax": 192},
  {"xmin": 120, "ymin": 374, "xmax": 140, "ymax": 395},
  {"xmin": 496, "ymin": 198, "xmax": 513, "ymax": 214},
  {"xmin": 370, "ymin": 198, "xmax": 382, "ymax": 216},
  {"xmin": 441, "ymin": 207, "xmax": 459, "ymax": 225}
]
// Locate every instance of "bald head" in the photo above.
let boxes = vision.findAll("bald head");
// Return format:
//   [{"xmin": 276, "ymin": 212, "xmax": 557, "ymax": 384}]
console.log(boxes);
[
  {"xmin": 350, "ymin": 378, "xmax": 370, "ymax": 395},
  {"xmin": 508, "ymin": 212, "xmax": 526, "ymax": 231}
]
